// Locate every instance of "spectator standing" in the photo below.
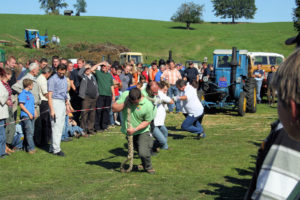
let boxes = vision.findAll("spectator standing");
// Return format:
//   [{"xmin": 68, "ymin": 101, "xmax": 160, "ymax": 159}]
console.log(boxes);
[
  {"xmin": 6, "ymin": 56, "xmax": 17, "ymax": 87},
  {"xmin": 0, "ymin": 68, "xmax": 9, "ymax": 158},
  {"xmin": 149, "ymin": 61, "xmax": 158, "ymax": 82},
  {"xmin": 110, "ymin": 65, "xmax": 122, "ymax": 125},
  {"xmin": 161, "ymin": 60, "xmax": 182, "ymax": 113},
  {"xmin": 253, "ymin": 63, "xmax": 264, "ymax": 104},
  {"xmin": 141, "ymin": 65, "xmax": 149, "ymax": 82},
  {"xmin": 184, "ymin": 62, "xmax": 199, "ymax": 84},
  {"xmin": 1, "ymin": 68, "xmax": 14, "ymax": 152},
  {"xmin": 48, "ymin": 64, "xmax": 69, "ymax": 157},
  {"xmin": 78, "ymin": 64, "xmax": 99, "ymax": 135},
  {"xmin": 19, "ymin": 79, "xmax": 37, "ymax": 154},
  {"xmin": 51, "ymin": 56, "xmax": 60, "ymax": 73},
  {"xmin": 40, "ymin": 58, "xmax": 48, "ymax": 69},
  {"xmin": 120, "ymin": 64, "xmax": 133, "ymax": 92},
  {"xmin": 91, "ymin": 62, "xmax": 115, "ymax": 131},
  {"xmin": 155, "ymin": 64, "xmax": 165, "ymax": 82},
  {"xmin": 267, "ymin": 65, "xmax": 276, "ymax": 106},
  {"xmin": 36, "ymin": 66, "xmax": 53, "ymax": 147},
  {"xmin": 69, "ymin": 58, "xmax": 85, "ymax": 125}
]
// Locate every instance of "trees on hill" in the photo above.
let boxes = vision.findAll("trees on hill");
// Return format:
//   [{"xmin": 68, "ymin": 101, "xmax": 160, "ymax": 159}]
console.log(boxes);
[
  {"xmin": 171, "ymin": 2, "xmax": 204, "ymax": 30},
  {"xmin": 211, "ymin": 0, "xmax": 257, "ymax": 23},
  {"xmin": 39, "ymin": 0, "xmax": 68, "ymax": 15},
  {"xmin": 293, "ymin": 0, "xmax": 300, "ymax": 32},
  {"xmin": 74, "ymin": 0, "xmax": 87, "ymax": 16}
]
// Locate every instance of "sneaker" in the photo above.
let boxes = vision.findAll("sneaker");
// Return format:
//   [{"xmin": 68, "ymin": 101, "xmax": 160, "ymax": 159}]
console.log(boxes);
[
  {"xmin": 196, "ymin": 133, "xmax": 206, "ymax": 140},
  {"xmin": 61, "ymin": 137, "xmax": 73, "ymax": 142},
  {"xmin": 115, "ymin": 120, "xmax": 121, "ymax": 126},
  {"xmin": 146, "ymin": 168, "xmax": 156, "ymax": 174},
  {"xmin": 53, "ymin": 151, "xmax": 65, "ymax": 157}
]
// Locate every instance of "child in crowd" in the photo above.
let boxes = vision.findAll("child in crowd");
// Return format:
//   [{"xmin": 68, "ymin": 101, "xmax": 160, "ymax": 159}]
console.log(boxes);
[
  {"xmin": 63, "ymin": 113, "xmax": 87, "ymax": 139},
  {"xmin": 245, "ymin": 48, "xmax": 300, "ymax": 199},
  {"xmin": 18, "ymin": 79, "xmax": 37, "ymax": 154},
  {"xmin": 153, "ymin": 81, "xmax": 174, "ymax": 150}
]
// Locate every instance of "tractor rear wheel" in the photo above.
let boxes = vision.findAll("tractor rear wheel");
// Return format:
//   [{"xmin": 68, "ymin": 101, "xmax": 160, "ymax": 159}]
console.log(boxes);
[
  {"xmin": 238, "ymin": 92, "xmax": 247, "ymax": 116},
  {"xmin": 197, "ymin": 90, "xmax": 205, "ymax": 101},
  {"xmin": 245, "ymin": 78, "xmax": 257, "ymax": 113}
]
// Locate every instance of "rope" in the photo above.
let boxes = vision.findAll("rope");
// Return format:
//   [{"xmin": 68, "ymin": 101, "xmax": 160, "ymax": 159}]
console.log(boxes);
[{"xmin": 120, "ymin": 105, "xmax": 134, "ymax": 173}]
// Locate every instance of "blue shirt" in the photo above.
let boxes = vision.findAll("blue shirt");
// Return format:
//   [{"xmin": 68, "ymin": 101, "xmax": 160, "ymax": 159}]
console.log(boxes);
[
  {"xmin": 48, "ymin": 73, "xmax": 68, "ymax": 100},
  {"xmin": 18, "ymin": 89, "xmax": 35, "ymax": 118},
  {"xmin": 155, "ymin": 70, "xmax": 163, "ymax": 82}
]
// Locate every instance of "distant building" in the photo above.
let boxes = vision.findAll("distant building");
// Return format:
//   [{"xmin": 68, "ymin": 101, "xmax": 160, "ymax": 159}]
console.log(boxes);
[{"xmin": 64, "ymin": 10, "xmax": 73, "ymax": 16}]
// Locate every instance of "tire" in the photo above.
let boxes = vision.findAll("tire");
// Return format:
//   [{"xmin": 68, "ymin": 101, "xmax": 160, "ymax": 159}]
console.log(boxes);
[
  {"xmin": 238, "ymin": 92, "xmax": 247, "ymax": 116},
  {"xmin": 245, "ymin": 78, "xmax": 257, "ymax": 113},
  {"xmin": 197, "ymin": 90, "xmax": 205, "ymax": 101}
]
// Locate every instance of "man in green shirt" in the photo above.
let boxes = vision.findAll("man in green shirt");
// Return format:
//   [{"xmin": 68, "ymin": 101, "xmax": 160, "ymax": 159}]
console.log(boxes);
[
  {"xmin": 112, "ymin": 87, "xmax": 155, "ymax": 173},
  {"xmin": 91, "ymin": 61, "xmax": 115, "ymax": 131}
]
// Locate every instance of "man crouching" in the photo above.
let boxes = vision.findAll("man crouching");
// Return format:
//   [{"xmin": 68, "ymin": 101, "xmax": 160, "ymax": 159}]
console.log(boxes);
[{"xmin": 112, "ymin": 87, "xmax": 155, "ymax": 174}]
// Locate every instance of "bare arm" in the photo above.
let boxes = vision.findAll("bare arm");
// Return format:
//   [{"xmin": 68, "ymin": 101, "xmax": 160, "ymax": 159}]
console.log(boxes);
[
  {"xmin": 19, "ymin": 103, "xmax": 33, "ymax": 119},
  {"xmin": 112, "ymin": 101, "xmax": 124, "ymax": 112},
  {"xmin": 111, "ymin": 85, "xmax": 115, "ymax": 102},
  {"xmin": 127, "ymin": 121, "xmax": 151, "ymax": 135}
]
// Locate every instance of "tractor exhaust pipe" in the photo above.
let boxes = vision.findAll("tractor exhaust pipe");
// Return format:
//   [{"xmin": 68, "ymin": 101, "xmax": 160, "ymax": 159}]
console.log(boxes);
[
  {"xmin": 168, "ymin": 50, "xmax": 173, "ymax": 62},
  {"xmin": 230, "ymin": 47, "xmax": 238, "ymax": 98}
]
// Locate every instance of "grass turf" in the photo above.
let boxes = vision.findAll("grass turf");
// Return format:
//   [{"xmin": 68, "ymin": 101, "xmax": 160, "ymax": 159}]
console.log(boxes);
[{"xmin": 0, "ymin": 103, "xmax": 277, "ymax": 199}]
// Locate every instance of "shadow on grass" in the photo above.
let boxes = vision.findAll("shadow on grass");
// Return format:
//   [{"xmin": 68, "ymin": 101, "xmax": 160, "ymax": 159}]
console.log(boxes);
[
  {"xmin": 169, "ymin": 26, "xmax": 196, "ymax": 30},
  {"xmin": 198, "ymin": 167, "xmax": 254, "ymax": 199}
]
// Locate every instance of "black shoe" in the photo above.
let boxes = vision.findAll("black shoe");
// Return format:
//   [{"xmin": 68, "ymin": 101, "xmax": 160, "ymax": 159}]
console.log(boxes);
[
  {"xmin": 196, "ymin": 133, "xmax": 206, "ymax": 140},
  {"xmin": 61, "ymin": 138, "xmax": 72, "ymax": 142},
  {"xmin": 53, "ymin": 151, "xmax": 65, "ymax": 157}
]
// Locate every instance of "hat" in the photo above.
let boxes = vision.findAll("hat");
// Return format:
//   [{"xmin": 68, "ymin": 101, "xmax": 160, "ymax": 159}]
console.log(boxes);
[
  {"xmin": 29, "ymin": 63, "xmax": 38, "ymax": 71},
  {"xmin": 285, "ymin": 32, "xmax": 300, "ymax": 47}
]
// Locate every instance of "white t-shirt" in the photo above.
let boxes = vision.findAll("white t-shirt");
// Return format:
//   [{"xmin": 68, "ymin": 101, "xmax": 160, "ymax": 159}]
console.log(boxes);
[
  {"xmin": 182, "ymin": 84, "xmax": 203, "ymax": 117},
  {"xmin": 154, "ymin": 90, "xmax": 172, "ymax": 126}
]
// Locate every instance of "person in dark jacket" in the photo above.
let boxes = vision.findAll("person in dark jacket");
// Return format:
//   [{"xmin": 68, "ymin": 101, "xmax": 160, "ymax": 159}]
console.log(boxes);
[
  {"xmin": 79, "ymin": 64, "xmax": 99, "ymax": 135},
  {"xmin": 266, "ymin": 65, "xmax": 276, "ymax": 106}
]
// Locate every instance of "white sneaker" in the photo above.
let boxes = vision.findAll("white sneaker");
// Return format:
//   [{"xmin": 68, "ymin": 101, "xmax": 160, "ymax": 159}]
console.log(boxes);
[{"xmin": 115, "ymin": 120, "xmax": 121, "ymax": 126}]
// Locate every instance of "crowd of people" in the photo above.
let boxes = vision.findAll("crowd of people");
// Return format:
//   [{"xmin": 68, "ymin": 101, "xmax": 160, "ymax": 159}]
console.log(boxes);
[{"xmin": 0, "ymin": 56, "xmax": 208, "ymax": 162}]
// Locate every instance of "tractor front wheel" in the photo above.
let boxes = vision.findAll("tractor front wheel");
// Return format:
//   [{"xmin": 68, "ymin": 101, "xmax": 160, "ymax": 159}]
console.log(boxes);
[
  {"xmin": 245, "ymin": 78, "xmax": 257, "ymax": 113},
  {"xmin": 238, "ymin": 92, "xmax": 247, "ymax": 116}
]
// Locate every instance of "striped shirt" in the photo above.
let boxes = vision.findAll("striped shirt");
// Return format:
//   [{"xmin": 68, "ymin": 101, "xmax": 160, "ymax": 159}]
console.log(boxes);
[
  {"xmin": 161, "ymin": 69, "xmax": 182, "ymax": 85},
  {"xmin": 1, "ymin": 80, "xmax": 12, "ymax": 107}
]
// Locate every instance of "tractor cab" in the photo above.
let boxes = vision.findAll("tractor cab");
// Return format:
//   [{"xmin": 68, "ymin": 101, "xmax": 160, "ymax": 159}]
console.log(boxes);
[
  {"xmin": 119, "ymin": 52, "xmax": 143, "ymax": 65},
  {"xmin": 200, "ymin": 47, "xmax": 256, "ymax": 116},
  {"xmin": 25, "ymin": 29, "xmax": 49, "ymax": 48}
]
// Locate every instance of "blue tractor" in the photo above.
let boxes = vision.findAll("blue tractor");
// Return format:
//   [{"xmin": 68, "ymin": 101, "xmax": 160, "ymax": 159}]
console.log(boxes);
[
  {"xmin": 199, "ymin": 47, "xmax": 257, "ymax": 116},
  {"xmin": 25, "ymin": 29, "xmax": 49, "ymax": 48}
]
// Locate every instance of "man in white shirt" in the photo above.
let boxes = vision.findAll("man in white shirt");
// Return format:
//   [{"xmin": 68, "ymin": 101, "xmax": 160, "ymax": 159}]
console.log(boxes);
[{"xmin": 174, "ymin": 79, "xmax": 205, "ymax": 140}]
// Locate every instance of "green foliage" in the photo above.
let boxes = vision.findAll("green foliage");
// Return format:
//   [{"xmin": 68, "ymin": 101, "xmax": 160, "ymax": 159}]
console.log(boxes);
[
  {"xmin": 74, "ymin": 0, "xmax": 87, "ymax": 16},
  {"xmin": 211, "ymin": 0, "xmax": 257, "ymax": 23},
  {"xmin": 39, "ymin": 0, "xmax": 68, "ymax": 15},
  {"xmin": 171, "ymin": 2, "xmax": 204, "ymax": 29},
  {"xmin": 293, "ymin": 0, "xmax": 300, "ymax": 32}
]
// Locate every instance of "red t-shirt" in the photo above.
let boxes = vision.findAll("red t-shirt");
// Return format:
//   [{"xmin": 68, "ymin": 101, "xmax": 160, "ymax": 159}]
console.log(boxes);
[{"xmin": 111, "ymin": 74, "xmax": 121, "ymax": 96}]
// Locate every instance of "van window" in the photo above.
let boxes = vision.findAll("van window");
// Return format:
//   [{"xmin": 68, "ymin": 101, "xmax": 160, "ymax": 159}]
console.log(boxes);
[
  {"xmin": 269, "ymin": 56, "xmax": 276, "ymax": 65},
  {"xmin": 276, "ymin": 57, "xmax": 283, "ymax": 65},
  {"xmin": 254, "ymin": 56, "xmax": 268, "ymax": 65}
]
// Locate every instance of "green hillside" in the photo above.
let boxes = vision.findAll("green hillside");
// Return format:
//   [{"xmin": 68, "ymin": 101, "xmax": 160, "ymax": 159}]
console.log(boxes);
[{"xmin": 0, "ymin": 14, "xmax": 297, "ymax": 63}]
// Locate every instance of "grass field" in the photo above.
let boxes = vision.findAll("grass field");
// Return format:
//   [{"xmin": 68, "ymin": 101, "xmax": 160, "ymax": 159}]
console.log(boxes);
[
  {"xmin": 0, "ymin": 14, "xmax": 296, "ymax": 63},
  {"xmin": 0, "ymin": 104, "xmax": 278, "ymax": 199}
]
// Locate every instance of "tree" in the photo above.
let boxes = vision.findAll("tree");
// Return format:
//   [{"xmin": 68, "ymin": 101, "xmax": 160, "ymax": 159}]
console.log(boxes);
[
  {"xmin": 211, "ymin": 0, "xmax": 257, "ymax": 23},
  {"xmin": 171, "ymin": 2, "xmax": 204, "ymax": 30},
  {"xmin": 293, "ymin": 0, "xmax": 300, "ymax": 32},
  {"xmin": 39, "ymin": 0, "xmax": 68, "ymax": 15},
  {"xmin": 74, "ymin": 0, "xmax": 87, "ymax": 16}
]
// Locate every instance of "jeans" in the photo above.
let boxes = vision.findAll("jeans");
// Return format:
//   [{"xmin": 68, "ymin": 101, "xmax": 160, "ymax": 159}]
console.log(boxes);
[
  {"xmin": 12, "ymin": 124, "xmax": 24, "ymax": 149},
  {"xmin": 50, "ymin": 99, "xmax": 66, "ymax": 154},
  {"xmin": 0, "ymin": 120, "xmax": 6, "ymax": 156},
  {"xmin": 153, "ymin": 125, "xmax": 168, "ymax": 149},
  {"xmin": 68, "ymin": 126, "xmax": 84, "ymax": 136},
  {"xmin": 256, "ymin": 79, "xmax": 263, "ymax": 101},
  {"xmin": 21, "ymin": 117, "xmax": 35, "ymax": 151},
  {"xmin": 181, "ymin": 114, "xmax": 204, "ymax": 135},
  {"xmin": 167, "ymin": 85, "xmax": 181, "ymax": 112},
  {"xmin": 110, "ymin": 95, "xmax": 119, "ymax": 125},
  {"xmin": 61, "ymin": 115, "xmax": 69, "ymax": 140}
]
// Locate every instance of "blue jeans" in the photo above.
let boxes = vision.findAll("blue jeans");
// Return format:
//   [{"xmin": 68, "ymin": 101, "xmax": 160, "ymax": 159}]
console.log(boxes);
[
  {"xmin": 21, "ymin": 117, "xmax": 35, "ymax": 151},
  {"xmin": 0, "ymin": 120, "xmax": 6, "ymax": 156},
  {"xmin": 256, "ymin": 79, "xmax": 263, "ymax": 101},
  {"xmin": 153, "ymin": 125, "xmax": 168, "ymax": 149},
  {"xmin": 61, "ymin": 115, "xmax": 69, "ymax": 140},
  {"xmin": 181, "ymin": 114, "xmax": 204, "ymax": 135},
  {"xmin": 68, "ymin": 125, "xmax": 83, "ymax": 137},
  {"xmin": 167, "ymin": 85, "xmax": 181, "ymax": 112}
]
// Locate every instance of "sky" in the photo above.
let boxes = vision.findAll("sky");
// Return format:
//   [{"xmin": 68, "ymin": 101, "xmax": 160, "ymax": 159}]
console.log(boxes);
[{"xmin": 0, "ymin": 0, "xmax": 296, "ymax": 22}]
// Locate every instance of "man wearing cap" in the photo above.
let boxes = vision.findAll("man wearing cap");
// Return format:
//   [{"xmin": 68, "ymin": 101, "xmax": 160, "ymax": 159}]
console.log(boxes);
[
  {"xmin": 91, "ymin": 61, "xmax": 115, "ymax": 131},
  {"xmin": 184, "ymin": 62, "xmax": 199, "ymax": 84}
]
